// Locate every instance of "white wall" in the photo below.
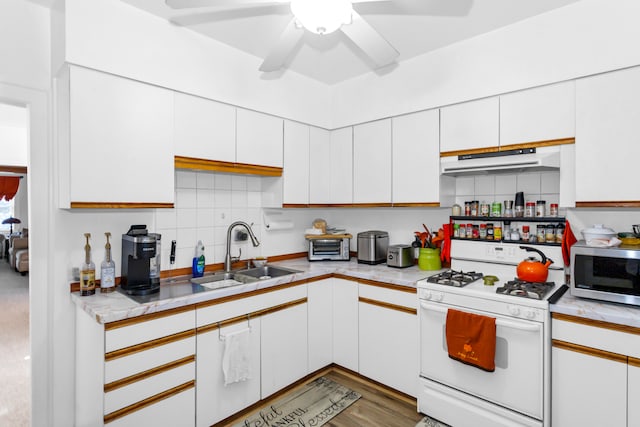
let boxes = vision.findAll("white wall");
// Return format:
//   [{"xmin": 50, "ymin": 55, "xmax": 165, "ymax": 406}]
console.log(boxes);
[
  {"xmin": 63, "ymin": 0, "xmax": 333, "ymax": 129},
  {"xmin": 330, "ymin": 0, "xmax": 640, "ymax": 128}
]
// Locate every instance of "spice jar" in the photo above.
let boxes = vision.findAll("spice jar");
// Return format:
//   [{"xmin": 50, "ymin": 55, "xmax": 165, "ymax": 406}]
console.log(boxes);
[
  {"xmin": 452, "ymin": 204, "xmax": 462, "ymax": 216},
  {"xmin": 453, "ymin": 223, "xmax": 460, "ymax": 238},
  {"xmin": 550, "ymin": 203, "xmax": 558, "ymax": 217},
  {"xmin": 470, "ymin": 201, "xmax": 479, "ymax": 217},
  {"xmin": 480, "ymin": 202, "xmax": 490, "ymax": 217},
  {"xmin": 522, "ymin": 225, "xmax": 530, "ymax": 241},
  {"xmin": 466, "ymin": 223, "xmax": 473, "ymax": 239},
  {"xmin": 536, "ymin": 200, "xmax": 546, "ymax": 217},
  {"xmin": 502, "ymin": 221, "xmax": 511, "ymax": 241},
  {"xmin": 555, "ymin": 223, "xmax": 565, "ymax": 243},
  {"xmin": 457, "ymin": 224, "xmax": 465, "ymax": 238},
  {"xmin": 464, "ymin": 201, "xmax": 471, "ymax": 216},
  {"xmin": 494, "ymin": 225, "xmax": 502, "ymax": 241},
  {"xmin": 479, "ymin": 223, "xmax": 487, "ymax": 239},
  {"xmin": 486, "ymin": 223, "xmax": 494, "ymax": 240},
  {"xmin": 525, "ymin": 201, "xmax": 536, "ymax": 217},
  {"xmin": 472, "ymin": 225, "xmax": 480, "ymax": 239},
  {"xmin": 491, "ymin": 202, "xmax": 502, "ymax": 217},
  {"xmin": 537, "ymin": 225, "xmax": 546, "ymax": 243},
  {"xmin": 545, "ymin": 224, "xmax": 556, "ymax": 243},
  {"xmin": 504, "ymin": 200, "xmax": 514, "ymax": 217}
]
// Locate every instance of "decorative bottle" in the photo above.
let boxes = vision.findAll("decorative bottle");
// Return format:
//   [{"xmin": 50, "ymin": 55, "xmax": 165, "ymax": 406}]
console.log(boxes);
[
  {"xmin": 80, "ymin": 233, "xmax": 96, "ymax": 296},
  {"xmin": 100, "ymin": 232, "xmax": 116, "ymax": 293}
]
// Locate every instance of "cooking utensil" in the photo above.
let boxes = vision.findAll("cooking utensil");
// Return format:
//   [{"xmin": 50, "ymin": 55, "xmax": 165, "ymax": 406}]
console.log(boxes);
[{"xmin": 517, "ymin": 246, "xmax": 553, "ymax": 283}]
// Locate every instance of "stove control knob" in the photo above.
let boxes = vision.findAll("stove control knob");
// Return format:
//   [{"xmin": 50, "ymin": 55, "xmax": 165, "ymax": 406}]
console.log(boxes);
[
  {"xmin": 525, "ymin": 310, "xmax": 537, "ymax": 319},
  {"xmin": 433, "ymin": 292, "xmax": 444, "ymax": 302},
  {"xmin": 507, "ymin": 305, "xmax": 521, "ymax": 316},
  {"xmin": 423, "ymin": 290, "xmax": 433, "ymax": 300}
]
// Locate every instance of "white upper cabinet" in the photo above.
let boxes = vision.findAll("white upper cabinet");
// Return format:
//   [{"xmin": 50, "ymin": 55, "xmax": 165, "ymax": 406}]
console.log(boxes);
[
  {"xmin": 308, "ymin": 126, "xmax": 331, "ymax": 204},
  {"xmin": 282, "ymin": 120, "xmax": 310, "ymax": 205},
  {"xmin": 353, "ymin": 119, "xmax": 392, "ymax": 204},
  {"xmin": 62, "ymin": 66, "xmax": 174, "ymax": 207},
  {"xmin": 500, "ymin": 81, "xmax": 575, "ymax": 146},
  {"xmin": 575, "ymin": 66, "xmax": 640, "ymax": 203},
  {"xmin": 236, "ymin": 109, "xmax": 283, "ymax": 168},
  {"xmin": 440, "ymin": 97, "xmax": 499, "ymax": 153},
  {"xmin": 392, "ymin": 110, "xmax": 440, "ymax": 204},
  {"xmin": 173, "ymin": 92, "xmax": 236, "ymax": 163}
]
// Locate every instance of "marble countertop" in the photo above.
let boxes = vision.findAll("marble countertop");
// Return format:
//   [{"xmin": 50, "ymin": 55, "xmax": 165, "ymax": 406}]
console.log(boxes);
[
  {"xmin": 71, "ymin": 258, "xmax": 444, "ymax": 324},
  {"xmin": 551, "ymin": 290, "xmax": 640, "ymax": 328}
]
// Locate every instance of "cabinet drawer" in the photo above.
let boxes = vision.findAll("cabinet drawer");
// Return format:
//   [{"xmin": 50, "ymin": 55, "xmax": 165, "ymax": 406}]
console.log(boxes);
[
  {"xmin": 552, "ymin": 317, "xmax": 640, "ymax": 358},
  {"xmin": 105, "ymin": 335, "xmax": 195, "ymax": 383},
  {"xmin": 105, "ymin": 308, "xmax": 195, "ymax": 352},
  {"xmin": 104, "ymin": 361, "xmax": 195, "ymax": 415},
  {"xmin": 358, "ymin": 282, "xmax": 417, "ymax": 310},
  {"xmin": 105, "ymin": 385, "xmax": 195, "ymax": 426},
  {"xmin": 197, "ymin": 285, "xmax": 306, "ymax": 327}
]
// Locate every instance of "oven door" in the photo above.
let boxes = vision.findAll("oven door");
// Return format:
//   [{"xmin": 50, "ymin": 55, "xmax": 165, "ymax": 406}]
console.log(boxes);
[{"xmin": 419, "ymin": 300, "xmax": 544, "ymax": 420}]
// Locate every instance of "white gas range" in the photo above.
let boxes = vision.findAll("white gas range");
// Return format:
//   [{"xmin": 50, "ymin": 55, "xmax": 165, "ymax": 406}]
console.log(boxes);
[{"xmin": 416, "ymin": 240, "xmax": 567, "ymax": 427}]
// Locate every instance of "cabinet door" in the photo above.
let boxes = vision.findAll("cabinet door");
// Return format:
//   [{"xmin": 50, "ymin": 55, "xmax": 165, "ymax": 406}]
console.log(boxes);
[
  {"xmin": 332, "ymin": 279, "xmax": 358, "ymax": 372},
  {"xmin": 283, "ymin": 120, "xmax": 310, "ymax": 205},
  {"xmin": 261, "ymin": 302, "xmax": 308, "ymax": 398},
  {"xmin": 353, "ymin": 119, "xmax": 392, "ymax": 204},
  {"xmin": 236, "ymin": 108, "xmax": 283, "ymax": 168},
  {"xmin": 500, "ymin": 81, "xmax": 575, "ymax": 146},
  {"xmin": 107, "ymin": 388, "xmax": 195, "ymax": 427},
  {"xmin": 328, "ymin": 127, "xmax": 353, "ymax": 204},
  {"xmin": 392, "ymin": 110, "xmax": 440, "ymax": 204},
  {"xmin": 309, "ymin": 126, "xmax": 331, "ymax": 204},
  {"xmin": 173, "ymin": 92, "xmax": 236, "ymax": 163},
  {"xmin": 68, "ymin": 66, "xmax": 174, "ymax": 204},
  {"xmin": 308, "ymin": 279, "xmax": 333, "ymax": 372},
  {"xmin": 358, "ymin": 284, "xmax": 417, "ymax": 397},
  {"xmin": 551, "ymin": 345, "xmax": 627, "ymax": 427},
  {"xmin": 196, "ymin": 320, "xmax": 261, "ymax": 427},
  {"xmin": 440, "ymin": 97, "xmax": 499, "ymax": 153},
  {"xmin": 629, "ymin": 361, "xmax": 640, "ymax": 426},
  {"xmin": 575, "ymin": 67, "xmax": 640, "ymax": 202}
]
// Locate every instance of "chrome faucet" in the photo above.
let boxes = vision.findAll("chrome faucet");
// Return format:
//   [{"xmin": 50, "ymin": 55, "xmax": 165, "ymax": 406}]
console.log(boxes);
[{"xmin": 224, "ymin": 221, "xmax": 260, "ymax": 272}]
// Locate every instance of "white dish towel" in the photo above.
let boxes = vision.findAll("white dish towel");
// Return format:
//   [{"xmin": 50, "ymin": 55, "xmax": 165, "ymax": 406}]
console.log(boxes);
[{"xmin": 222, "ymin": 327, "xmax": 252, "ymax": 386}]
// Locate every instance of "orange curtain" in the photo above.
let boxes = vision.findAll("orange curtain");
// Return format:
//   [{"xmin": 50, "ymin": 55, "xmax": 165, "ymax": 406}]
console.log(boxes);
[{"xmin": 0, "ymin": 177, "xmax": 20, "ymax": 201}]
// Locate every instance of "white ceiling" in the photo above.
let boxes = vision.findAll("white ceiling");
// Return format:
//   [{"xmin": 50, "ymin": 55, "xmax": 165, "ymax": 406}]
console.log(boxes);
[{"xmin": 62, "ymin": 0, "xmax": 584, "ymax": 84}]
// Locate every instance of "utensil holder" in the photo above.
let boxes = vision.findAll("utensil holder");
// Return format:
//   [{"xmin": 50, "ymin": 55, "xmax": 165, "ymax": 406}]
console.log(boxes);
[{"xmin": 418, "ymin": 248, "xmax": 442, "ymax": 271}]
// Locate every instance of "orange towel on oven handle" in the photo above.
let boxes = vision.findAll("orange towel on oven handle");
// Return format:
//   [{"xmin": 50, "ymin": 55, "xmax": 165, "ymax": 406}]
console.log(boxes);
[{"xmin": 445, "ymin": 308, "xmax": 496, "ymax": 372}]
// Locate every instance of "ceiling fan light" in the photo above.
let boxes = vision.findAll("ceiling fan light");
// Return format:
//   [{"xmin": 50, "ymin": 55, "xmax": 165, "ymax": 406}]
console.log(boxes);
[{"xmin": 290, "ymin": 0, "xmax": 353, "ymax": 35}]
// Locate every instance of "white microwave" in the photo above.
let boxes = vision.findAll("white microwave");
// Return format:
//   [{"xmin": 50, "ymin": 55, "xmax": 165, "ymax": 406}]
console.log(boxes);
[{"xmin": 571, "ymin": 241, "xmax": 640, "ymax": 306}]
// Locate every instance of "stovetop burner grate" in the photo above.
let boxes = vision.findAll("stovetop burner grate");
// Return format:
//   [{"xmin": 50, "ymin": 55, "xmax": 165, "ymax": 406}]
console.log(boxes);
[
  {"xmin": 496, "ymin": 279, "xmax": 555, "ymax": 300},
  {"xmin": 426, "ymin": 270, "xmax": 484, "ymax": 287}
]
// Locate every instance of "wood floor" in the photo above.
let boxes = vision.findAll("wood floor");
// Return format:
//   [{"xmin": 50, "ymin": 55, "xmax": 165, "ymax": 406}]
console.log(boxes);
[{"xmin": 219, "ymin": 366, "xmax": 425, "ymax": 427}]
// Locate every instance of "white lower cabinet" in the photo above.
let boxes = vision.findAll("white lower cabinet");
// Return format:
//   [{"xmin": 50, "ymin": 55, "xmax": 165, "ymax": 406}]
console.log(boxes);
[
  {"xmin": 308, "ymin": 279, "xmax": 334, "ymax": 372},
  {"xmin": 358, "ymin": 282, "xmax": 418, "ymax": 397},
  {"xmin": 552, "ymin": 314, "xmax": 640, "ymax": 427},
  {"xmin": 261, "ymin": 301, "xmax": 309, "ymax": 397},
  {"xmin": 332, "ymin": 278, "xmax": 359, "ymax": 372}
]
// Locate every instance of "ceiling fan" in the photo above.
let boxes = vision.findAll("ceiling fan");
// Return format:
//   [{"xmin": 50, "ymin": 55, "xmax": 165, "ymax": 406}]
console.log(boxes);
[{"xmin": 165, "ymin": 0, "xmax": 471, "ymax": 73}]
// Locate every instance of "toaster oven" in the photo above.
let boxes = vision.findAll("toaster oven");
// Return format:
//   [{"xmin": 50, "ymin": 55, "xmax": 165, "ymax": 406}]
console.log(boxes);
[{"xmin": 307, "ymin": 236, "xmax": 351, "ymax": 261}]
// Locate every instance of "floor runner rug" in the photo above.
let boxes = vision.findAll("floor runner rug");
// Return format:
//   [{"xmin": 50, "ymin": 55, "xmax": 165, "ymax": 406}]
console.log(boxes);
[
  {"xmin": 415, "ymin": 415, "xmax": 451, "ymax": 427},
  {"xmin": 231, "ymin": 376, "xmax": 361, "ymax": 427}
]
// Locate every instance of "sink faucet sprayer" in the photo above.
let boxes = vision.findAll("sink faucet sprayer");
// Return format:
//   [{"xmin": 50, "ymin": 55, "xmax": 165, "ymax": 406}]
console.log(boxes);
[{"xmin": 225, "ymin": 221, "xmax": 260, "ymax": 272}]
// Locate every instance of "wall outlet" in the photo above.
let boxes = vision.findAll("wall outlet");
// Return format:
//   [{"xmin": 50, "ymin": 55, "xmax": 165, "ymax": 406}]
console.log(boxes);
[{"xmin": 72, "ymin": 267, "xmax": 80, "ymax": 281}]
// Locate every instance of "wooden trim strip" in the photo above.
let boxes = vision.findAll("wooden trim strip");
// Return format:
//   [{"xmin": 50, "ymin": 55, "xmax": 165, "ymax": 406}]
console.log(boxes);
[
  {"xmin": 359, "ymin": 297, "xmax": 417, "ymax": 315},
  {"xmin": 70, "ymin": 202, "xmax": 174, "ymax": 209},
  {"xmin": 551, "ymin": 312, "xmax": 640, "ymax": 336},
  {"xmin": 552, "ymin": 339, "xmax": 628, "ymax": 363},
  {"xmin": 0, "ymin": 165, "xmax": 27, "ymax": 174},
  {"xmin": 629, "ymin": 356, "xmax": 640, "ymax": 368},
  {"xmin": 333, "ymin": 273, "xmax": 359, "ymax": 282},
  {"xmin": 440, "ymin": 137, "xmax": 575, "ymax": 158},
  {"xmin": 350, "ymin": 203, "xmax": 393, "ymax": 208},
  {"xmin": 356, "ymin": 277, "xmax": 417, "ymax": 294},
  {"xmin": 104, "ymin": 355, "xmax": 195, "ymax": 393},
  {"xmin": 305, "ymin": 274, "xmax": 333, "ymax": 283},
  {"xmin": 105, "ymin": 305, "xmax": 195, "ymax": 331},
  {"xmin": 282, "ymin": 204, "xmax": 309, "ymax": 208},
  {"xmin": 174, "ymin": 156, "xmax": 282, "ymax": 177},
  {"xmin": 392, "ymin": 202, "xmax": 440, "ymax": 208},
  {"xmin": 576, "ymin": 201, "xmax": 640, "ymax": 208},
  {"xmin": 103, "ymin": 380, "xmax": 195, "ymax": 424},
  {"xmin": 195, "ymin": 281, "xmax": 306, "ymax": 309},
  {"xmin": 105, "ymin": 329, "xmax": 196, "ymax": 362},
  {"xmin": 197, "ymin": 298, "xmax": 308, "ymax": 335}
]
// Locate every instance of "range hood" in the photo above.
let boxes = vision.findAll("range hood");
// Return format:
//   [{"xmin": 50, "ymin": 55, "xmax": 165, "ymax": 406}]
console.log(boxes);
[{"xmin": 440, "ymin": 147, "xmax": 561, "ymax": 176}]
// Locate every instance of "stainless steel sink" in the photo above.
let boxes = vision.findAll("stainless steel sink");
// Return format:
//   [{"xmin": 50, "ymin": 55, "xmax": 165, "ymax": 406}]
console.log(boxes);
[
  {"xmin": 191, "ymin": 271, "xmax": 258, "ymax": 290},
  {"xmin": 234, "ymin": 265, "xmax": 301, "ymax": 280}
]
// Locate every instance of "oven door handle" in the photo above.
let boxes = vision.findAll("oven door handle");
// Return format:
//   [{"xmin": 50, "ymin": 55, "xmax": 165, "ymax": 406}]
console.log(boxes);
[{"xmin": 420, "ymin": 302, "xmax": 542, "ymax": 332}]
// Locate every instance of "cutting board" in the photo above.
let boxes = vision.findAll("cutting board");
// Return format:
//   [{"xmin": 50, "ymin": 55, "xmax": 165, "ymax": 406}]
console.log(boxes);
[{"xmin": 305, "ymin": 233, "xmax": 352, "ymax": 240}]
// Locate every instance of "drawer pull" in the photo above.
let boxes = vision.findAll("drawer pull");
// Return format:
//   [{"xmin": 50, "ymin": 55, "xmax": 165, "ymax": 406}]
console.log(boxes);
[{"xmin": 104, "ymin": 355, "xmax": 195, "ymax": 393}]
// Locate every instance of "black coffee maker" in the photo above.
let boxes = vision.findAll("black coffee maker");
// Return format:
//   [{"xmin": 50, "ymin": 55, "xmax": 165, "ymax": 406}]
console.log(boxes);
[{"xmin": 121, "ymin": 225, "xmax": 160, "ymax": 295}]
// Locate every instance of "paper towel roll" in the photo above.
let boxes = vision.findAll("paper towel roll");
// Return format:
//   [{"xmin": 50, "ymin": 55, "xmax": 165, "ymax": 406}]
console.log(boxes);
[{"xmin": 265, "ymin": 220, "xmax": 294, "ymax": 230}]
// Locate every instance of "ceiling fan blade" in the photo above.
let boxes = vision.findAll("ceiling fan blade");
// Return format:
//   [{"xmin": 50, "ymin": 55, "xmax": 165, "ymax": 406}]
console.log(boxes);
[
  {"xmin": 166, "ymin": 0, "xmax": 284, "ymax": 9},
  {"xmin": 340, "ymin": 10, "xmax": 399, "ymax": 68},
  {"xmin": 354, "ymin": 0, "xmax": 473, "ymax": 16},
  {"xmin": 259, "ymin": 18, "xmax": 304, "ymax": 72},
  {"xmin": 170, "ymin": 4, "xmax": 291, "ymax": 26}
]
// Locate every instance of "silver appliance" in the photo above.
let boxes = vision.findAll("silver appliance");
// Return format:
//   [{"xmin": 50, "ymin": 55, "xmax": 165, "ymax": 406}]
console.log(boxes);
[
  {"xmin": 307, "ymin": 236, "xmax": 351, "ymax": 261},
  {"xmin": 357, "ymin": 230, "xmax": 389, "ymax": 264},
  {"xmin": 440, "ymin": 145, "xmax": 561, "ymax": 176},
  {"xmin": 416, "ymin": 240, "xmax": 565, "ymax": 427},
  {"xmin": 571, "ymin": 241, "xmax": 640, "ymax": 306},
  {"xmin": 386, "ymin": 244, "xmax": 413, "ymax": 268},
  {"xmin": 120, "ymin": 225, "xmax": 160, "ymax": 296}
]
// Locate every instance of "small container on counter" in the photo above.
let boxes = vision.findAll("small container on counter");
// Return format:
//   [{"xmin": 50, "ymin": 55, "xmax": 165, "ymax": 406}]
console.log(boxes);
[
  {"xmin": 522, "ymin": 225, "xmax": 530, "ymax": 241},
  {"xmin": 494, "ymin": 225, "xmax": 502, "ymax": 241},
  {"xmin": 486, "ymin": 223, "xmax": 494, "ymax": 240},
  {"xmin": 545, "ymin": 224, "xmax": 556, "ymax": 243},
  {"xmin": 537, "ymin": 225, "xmax": 546, "ymax": 243},
  {"xmin": 491, "ymin": 202, "xmax": 502, "ymax": 217},
  {"xmin": 536, "ymin": 200, "xmax": 546, "ymax": 217},
  {"xmin": 550, "ymin": 203, "xmax": 558, "ymax": 217},
  {"xmin": 511, "ymin": 229, "xmax": 521, "ymax": 241},
  {"xmin": 525, "ymin": 201, "xmax": 536, "ymax": 217},
  {"xmin": 452, "ymin": 204, "xmax": 462, "ymax": 216}
]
